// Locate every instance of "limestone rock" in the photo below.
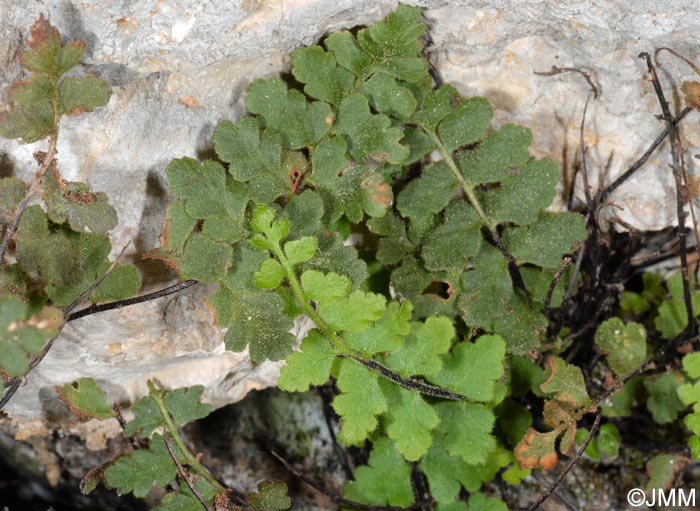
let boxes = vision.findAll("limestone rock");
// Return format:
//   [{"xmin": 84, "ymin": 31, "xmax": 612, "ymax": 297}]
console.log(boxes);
[{"xmin": 0, "ymin": 0, "xmax": 698, "ymax": 474}]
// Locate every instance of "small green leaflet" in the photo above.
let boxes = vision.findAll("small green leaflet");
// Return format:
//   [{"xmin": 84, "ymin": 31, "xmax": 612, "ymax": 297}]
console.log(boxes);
[
  {"xmin": 421, "ymin": 202, "xmax": 482, "ymax": 271},
  {"xmin": 208, "ymin": 243, "xmax": 296, "ymax": 362},
  {"xmin": 166, "ymin": 157, "xmax": 246, "ymax": 219},
  {"xmin": 363, "ymin": 73, "xmax": 417, "ymax": 118},
  {"xmin": 396, "ymin": 161, "xmax": 457, "ymax": 240},
  {"xmin": 309, "ymin": 136, "xmax": 394, "ymax": 222},
  {"xmin": 325, "ymin": 5, "xmax": 427, "ymax": 84},
  {"xmin": 646, "ymin": 454, "xmax": 683, "ymax": 492},
  {"xmin": 343, "ymin": 301, "xmax": 412, "ymax": 355},
  {"xmin": 212, "ymin": 117, "xmax": 288, "ymax": 202},
  {"xmin": 301, "ymin": 270, "xmax": 351, "ymax": 302},
  {"xmin": 480, "ymin": 158, "xmax": 559, "ymax": 226},
  {"xmin": 290, "ymin": 45, "xmax": 354, "ymax": 106},
  {"xmin": 386, "ymin": 316, "xmax": 454, "ymax": 377},
  {"xmin": 595, "ymin": 318, "xmax": 647, "ymax": 376},
  {"xmin": 102, "ymin": 434, "xmax": 178, "ymax": 498},
  {"xmin": 16, "ymin": 205, "xmax": 83, "ymax": 288},
  {"xmin": 254, "ymin": 258, "xmax": 286, "ymax": 289},
  {"xmin": 57, "ymin": 75, "xmax": 112, "ymax": 116},
  {"xmin": 318, "ymin": 290, "xmax": 386, "ymax": 332},
  {"xmin": 0, "ymin": 178, "xmax": 26, "ymax": 216},
  {"xmin": 178, "ymin": 233, "xmax": 233, "ymax": 284},
  {"xmin": 456, "ymin": 124, "xmax": 532, "ymax": 185},
  {"xmin": 284, "ymin": 236, "xmax": 317, "ymax": 266},
  {"xmin": 0, "ymin": 296, "xmax": 62, "ymax": 385},
  {"xmin": 335, "ymin": 94, "xmax": 409, "ymax": 164},
  {"xmin": 466, "ymin": 493, "xmax": 508, "ymax": 511},
  {"xmin": 503, "ymin": 212, "xmax": 586, "ymax": 269},
  {"xmin": 421, "ymin": 438, "xmax": 510, "ymax": 504},
  {"xmin": 245, "ymin": 78, "xmax": 332, "ymax": 150},
  {"xmin": 124, "ymin": 385, "xmax": 211, "ymax": 438},
  {"xmin": 58, "ymin": 377, "xmax": 114, "ymax": 420},
  {"xmin": 279, "ymin": 189, "xmax": 324, "ymax": 238},
  {"xmin": 654, "ymin": 273, "xmax": 700, "ymax": 339},
  {"xmin": 497, "ymin": 400, "xmax": 533, "ymax": 447},
  {"xmin": 301, "ymin": 230, "xmax": 368, "ymax": 286},
  {"xmin": 248, "ymin": 480, "xmax": 292, "ymax": 511},
  {"xmin": 152, "ymin": 481, "xmax": 218, "ymax": 511},
  {"xmin": 380, "ymin": 380, "xmax": 439, "ymax": 461},
  {"xmin": 429, "ymin": 335, "xmax": 506, "ymax": 402},
  {"xmin": 367, "ymin": 212, "xmax": 414, "ymax": 265},
  {"xmin": 0, "ymin": 16, "xmax": 111, "ymax": 143},
  {"xmin": 645, "ymin": 372, "xmax": 685, "ymax": 424},
  {"xmin": 343, "ymin": 438, "xmax": 414, "ymax": 508},
  {"xmin": 278, "ymin": 330, "xmax": 336, "ymax": 392},
  {"xmin": 575, "ymin": 423, "xmax": 621, "ymax": 460},
  {"xmin": 45, "ymin": 231, "xmax": 141, "ymax": 307},
  {"xmin": 683, "ymin": 352, "xmax": 700, "ymax": 379},
  {"xmin": 437, "ymin": 97, "xmax": 492, "ymax": 152},
  {"xmin": 332, "ymin": 359, "xmax": 387, "ymax": 445},
  {"xmin": 435, "ymin": 402, "xmax": 497, "ymax": 465}
]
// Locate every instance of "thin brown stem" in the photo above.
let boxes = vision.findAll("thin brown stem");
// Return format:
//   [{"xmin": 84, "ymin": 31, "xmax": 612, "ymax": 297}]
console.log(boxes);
[
  {"xmin": 534, "ymin": 65, "xmax": 600, "ymax": 98},
  {"xmin": 655, "ymin": 47, "xmax": 700, "ymax": 76},
  {"xmin": 163, "ymin": 432, "xmax": 215, "ymax": 511},
  {"xmin": 0, "ymin": 136, "xmax": 58, "ymax": 263},
  {"xmin": 526, "ymin": 413, "xmax": 601, "ymax": 511},
  {"xmin": 544, "ymin": 257, "xmax": 572, "ymax": 317}
]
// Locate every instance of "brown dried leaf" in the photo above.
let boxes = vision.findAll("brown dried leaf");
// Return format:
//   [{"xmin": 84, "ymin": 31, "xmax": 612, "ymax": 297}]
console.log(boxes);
[
  {"xmin": 514, "ymin": 428, "xmax": 559, "ymax": 470},
  {"xmin": 682, "ymin": 81, "xmax": 700, "ymax": 110},
  {"xmin": 27, "ymin": 14, "xmax": 61, "ymax": 51}
]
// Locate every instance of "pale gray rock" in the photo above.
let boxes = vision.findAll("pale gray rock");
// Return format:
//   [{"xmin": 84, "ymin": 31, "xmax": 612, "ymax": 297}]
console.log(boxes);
[{"xmin": 0, "ymin": 0, "xmax": 699, "ymax": 474}]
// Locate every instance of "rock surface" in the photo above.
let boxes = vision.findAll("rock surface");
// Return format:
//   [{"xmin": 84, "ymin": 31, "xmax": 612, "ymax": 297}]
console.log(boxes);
[{"xmin": 0, "ymin": 0, "xmax": 699, "ymax": 477}]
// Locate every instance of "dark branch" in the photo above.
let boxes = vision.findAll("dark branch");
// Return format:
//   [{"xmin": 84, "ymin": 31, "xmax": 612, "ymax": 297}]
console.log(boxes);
[
  {"xmin": 0, "ymin": 377, "xmax": 22, "ymax": 410},
  {"xmin": 271, "ymin": 451, "xmax": 421, "ymax": 511},
  {"xmin": 598, "ymin": 106, "xmax": 692, "ymax": 204},
  {"xmin": 579, "ymin": 95, "xmax": 595, "ymax": 217},
  {"xmin": 317, "ymin": 384, "xmax": 355, "ymax": 480},
  {"xmin": 526, "ymin": 413, "xmax": 601, "ymax": 511},
  {"xmin": 348, "ymin": 356, "xmax": 466, "ymax": 401},
  {"xmin": 642, "ymin": 52, "xmax": 696, "ymax": 338},
  {"xmin": 490, "ymin": 232, "xmax": 532, "ymax": 302},
  {"xmin": 0, "ymin": 279, "xmax": 199, "ymax": 410},
  {"xmin": 66, "ymin": 279, "xmax": 198, "ymax": 323}
]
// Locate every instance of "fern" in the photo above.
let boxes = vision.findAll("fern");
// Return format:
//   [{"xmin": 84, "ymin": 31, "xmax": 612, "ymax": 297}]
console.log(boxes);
[
  {"xmin": 153, "ymin": 5, "xmax": 586, "ymax": 509},
  {"xmin": 4, "ymin": 6, "xmax": 698, "ymax": 511},
  {"xmin": 64, "ymin": 379, "xmax": 291, "ymax": 510},
  {"xmin": 0, "ymin": 16, "xmax": 139, "ymax": 397}
]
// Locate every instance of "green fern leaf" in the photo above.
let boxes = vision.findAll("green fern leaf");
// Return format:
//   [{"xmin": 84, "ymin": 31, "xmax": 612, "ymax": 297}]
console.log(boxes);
[
  {"xmin": 342, "ymin": 438, "xmax": 414, "ymax": 508},
  {"xmin": 278, "ymin": 330, "xmax": 336, "ymax": 392},
  {"xmin": 103, "ymin": 434, "xmax": 178, "ymax": 498},
  {"xmin": 332, "ymin": 359, "xmax": 387, "ymax": 445}
]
